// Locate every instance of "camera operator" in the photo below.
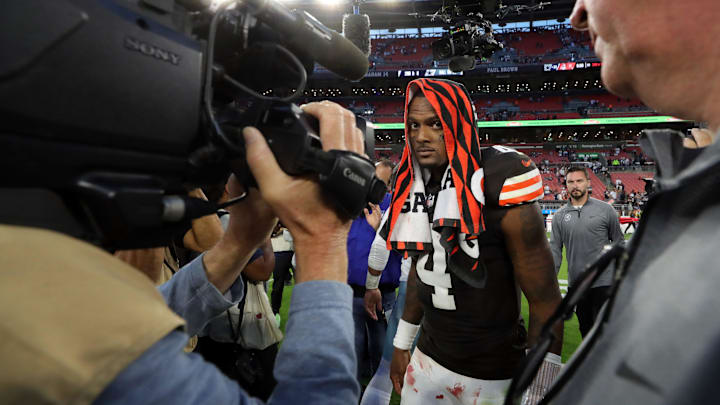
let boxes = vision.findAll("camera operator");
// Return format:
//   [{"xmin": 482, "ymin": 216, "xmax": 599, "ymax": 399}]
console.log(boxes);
[
  {"xmin": 114, "ymin": 188, "xmax": 224, "ymax": 286},
  {"xmin": 0, "ymin": 101, "xmax": 361, "ymax": 404}
]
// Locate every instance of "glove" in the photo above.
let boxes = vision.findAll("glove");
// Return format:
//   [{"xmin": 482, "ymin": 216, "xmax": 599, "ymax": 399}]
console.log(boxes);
[{"xmin": 522, "ymin": 352, "xmax": 562, "ymax": 405}]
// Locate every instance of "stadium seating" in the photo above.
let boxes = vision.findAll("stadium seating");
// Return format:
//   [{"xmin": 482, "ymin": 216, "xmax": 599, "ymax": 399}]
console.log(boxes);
[
  {"xmin": 500, "ymin": 30, "xmax": 564, "ymax": 57},
  {"xmin": 567, "ymin": 29, "xmax": 591, "ymax": 47},
  {"xmin": 368, "ymin": 27, "xmax": 596, "ymax": 72},
  {"xmin": 343, "ymin": 92, "xmax": 649, "ymax": 124},
  {"xmin": 540, "ymin": 172, "xmax": 563, "ymax": 195},
  {"xmin": 374, "ymin": 148, "xmax": 402, "ymax": 163},
  {"xmin": 370, "ymin": 37, "xmax": 434, "ymax": 67},
  {"xmin": 532, "ymin": 150, "xmax": 569, "ymax": 164},
  {"xmin": 588, "ymin": 171, "xmax": 607, "ymax": 197},
  {"xmin": 610, "ymin": 172, "xmax": 654, "ymax": 193}
]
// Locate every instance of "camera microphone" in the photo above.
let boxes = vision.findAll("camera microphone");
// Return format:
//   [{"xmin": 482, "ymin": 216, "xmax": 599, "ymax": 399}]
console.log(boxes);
[
  {"xmin": 342, "ymin": 13, "xmax": 371, "ymax": 56},
  {"xmin": 245, "ymin": 0, "xmax": 369, "ymax": 80}
]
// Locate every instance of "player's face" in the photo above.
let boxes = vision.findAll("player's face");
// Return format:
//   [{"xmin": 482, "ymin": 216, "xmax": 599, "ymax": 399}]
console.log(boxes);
[
  {"xmin": 407, "ymin": 96, "xmax": 448, "ymax": 170},
  {"xmin": 375, "ymin": 165, "xmax": 392, "ymax": 190},
  {"xmin": 566, "ymin": 171, "xmax": 589, "ymax": 200}
]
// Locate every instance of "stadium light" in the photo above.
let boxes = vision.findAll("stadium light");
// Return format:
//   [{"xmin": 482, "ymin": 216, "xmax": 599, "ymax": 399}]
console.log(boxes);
[{"xmin": 318, "ymin": 0, "xmax": 344, "ymax": 7}]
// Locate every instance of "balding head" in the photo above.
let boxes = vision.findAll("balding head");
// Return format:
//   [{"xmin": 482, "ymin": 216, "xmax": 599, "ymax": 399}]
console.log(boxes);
[{"xmin": 375, "ymin": 159, "xmax": 394, "ymax": 189}]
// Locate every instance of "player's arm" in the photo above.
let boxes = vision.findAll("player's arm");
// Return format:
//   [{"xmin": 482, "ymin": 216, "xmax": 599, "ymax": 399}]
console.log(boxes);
[
  {"xmin": 364, "ymin": 268, "xmax": 383, "ymax": 321},
  {"xmin": 364, "ymin": 210, "xmax": 392, "ymax": 320},
  {"xmin": 501, "ymin": 202, "xmax": 563, "ymax": 355},
  {"xmin": 549, "ymin": 213, "xmax": 564, "ymax": 274},
  {"xmin": 400, "ymin": 259, "xmax": 423, "ymax": 324},
  {"xmin": 390, "ymin": 259, "xmax": 423, "ymax": 394}
]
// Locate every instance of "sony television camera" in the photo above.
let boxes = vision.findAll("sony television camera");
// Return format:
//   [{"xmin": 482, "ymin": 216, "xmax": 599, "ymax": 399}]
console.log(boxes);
[{"xmin": 0, "ymin": 0, "xmax": 384, "ymax": 249}]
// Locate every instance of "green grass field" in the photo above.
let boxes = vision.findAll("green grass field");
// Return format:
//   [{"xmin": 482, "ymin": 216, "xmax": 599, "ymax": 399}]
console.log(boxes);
[{"xmin": 268, "ymin": 233, "xmax": 633, "ymax": 403}]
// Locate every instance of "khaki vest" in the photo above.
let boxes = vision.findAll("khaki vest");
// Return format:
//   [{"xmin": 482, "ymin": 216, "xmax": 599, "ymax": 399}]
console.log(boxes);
[{"xmin": 0, "ymin": 225, "xmax": 185, "ymax": 404}]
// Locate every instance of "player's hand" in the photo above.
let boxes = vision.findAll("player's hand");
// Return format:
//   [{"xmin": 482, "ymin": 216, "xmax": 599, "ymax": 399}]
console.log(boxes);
[
  {"xmin": 363, "ymin": 203, "xmax": 382, "ymax": 231},
  {"xmin": 364, "ymin": 288, "xmax": 383, "ymax": 321},
  {"xmin": 390, "ymin": 348, "xmax": 411, "ymax": 395},
  {"xmin": 243, "ymin": 100, "xmax": 364, "ymax": 283}
]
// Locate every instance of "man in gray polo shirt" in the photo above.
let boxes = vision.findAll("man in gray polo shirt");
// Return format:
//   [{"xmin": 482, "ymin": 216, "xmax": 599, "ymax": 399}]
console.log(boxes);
[{"xmin": 550, "ymin": 166, "xmax": 623, "ymax": 337}]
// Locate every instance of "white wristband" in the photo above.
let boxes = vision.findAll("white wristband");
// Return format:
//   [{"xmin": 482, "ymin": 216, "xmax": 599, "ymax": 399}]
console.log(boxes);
[
  {"xmin": 393, "ymin": 319, "xmax": 420, "ymax": 350},
  {"xmin": 365, "ymin": 272, "xmax": 381, "ymax": 290},
  {"xmin": 368, "ymin": 232, "xmax": 391, "ymax": 271}
]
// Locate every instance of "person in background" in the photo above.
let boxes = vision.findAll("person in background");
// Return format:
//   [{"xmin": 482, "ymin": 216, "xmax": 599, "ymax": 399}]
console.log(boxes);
[
  {"xmin": 347, "ymin": 160, "xmax": 401, "ymax": 382},
  {"xmin": 360, "ymin": 213, "xmax": 412, "ymax": 405},
  {"xmin": 114, "ymin": 188, "xmax": 223, "ymax": 286},
  {"xmin": 270, "ymin": 223, "xmax": 294, "ymax": 324},
  {"xmin": 195, "ymin": 239, "xmax": 278, "ymax": 400},
  {"xmin": 114, "ymin": 187, "xmax": 225, "ymax": 352},
  {"xmin": 550, "ymin": 166, "xmax": 624, "ymax": 337}
]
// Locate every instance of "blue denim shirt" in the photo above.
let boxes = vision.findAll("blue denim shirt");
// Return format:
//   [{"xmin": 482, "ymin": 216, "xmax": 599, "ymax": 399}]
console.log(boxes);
[
  {"xmin": 95, "ymin": 254, "xmax": 359, "ymax": 404},
  {"xmin": 198, "ymin": 249, "xmax": 264, "ymax": 343}
]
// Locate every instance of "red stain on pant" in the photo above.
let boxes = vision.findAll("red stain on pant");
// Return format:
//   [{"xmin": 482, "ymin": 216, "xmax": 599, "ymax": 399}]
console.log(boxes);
[
  {"xmin": 405, "ymin": 364, "xmax": 416, "ymax": 386},
  {"xmin": 436, "ymin": 394, "xmax": 444, "ymax": 399},
  {"xmin": 447, "ymin": 383, "xmax": 465, "ymax": 399},
  {"xmin": 472, "ymin": 389, "xmax": 482, "ymax": 405}
]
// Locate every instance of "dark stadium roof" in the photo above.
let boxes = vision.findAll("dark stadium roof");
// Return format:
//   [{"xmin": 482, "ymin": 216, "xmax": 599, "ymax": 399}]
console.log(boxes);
[{"xmin": 287, "ymin": 0, "xmax": 576, "ymax": 31}]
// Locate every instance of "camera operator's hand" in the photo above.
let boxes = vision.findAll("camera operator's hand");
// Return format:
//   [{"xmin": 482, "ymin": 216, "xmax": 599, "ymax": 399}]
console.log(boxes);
[{"xmin": 243, "ymin": 101, "xmax": 364, "ymax": 283}]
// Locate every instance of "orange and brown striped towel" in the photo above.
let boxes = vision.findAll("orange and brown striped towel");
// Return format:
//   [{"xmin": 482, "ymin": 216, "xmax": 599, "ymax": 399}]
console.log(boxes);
[
  {"xmin": 383, "ymin": 78, "xmax": 484, "ymax": 258},
  {"xmin": 381, "ymin": 79, "xmax": 545, "ymax": 288}
]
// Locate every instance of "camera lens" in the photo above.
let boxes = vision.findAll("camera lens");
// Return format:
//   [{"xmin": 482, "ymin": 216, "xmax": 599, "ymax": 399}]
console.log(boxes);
[{"xmin": 431, "ymin": 38, "xmax": 453, "ymax": 59}]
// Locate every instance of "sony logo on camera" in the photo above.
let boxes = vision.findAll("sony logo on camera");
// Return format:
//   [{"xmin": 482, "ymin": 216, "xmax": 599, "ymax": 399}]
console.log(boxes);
[
  {"xmin": 124, "ymin": 36, "xmax": 181, "ymax": 65},
  {"xmin": 343, "ymin": 168, "xmax": 367, "ymax": 187}
]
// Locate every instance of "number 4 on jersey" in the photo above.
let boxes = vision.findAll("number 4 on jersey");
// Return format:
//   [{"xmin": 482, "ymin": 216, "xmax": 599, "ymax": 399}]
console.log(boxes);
[{"xmin": 416, "ymin": 230, "xmax": 456, "ymax": 310}]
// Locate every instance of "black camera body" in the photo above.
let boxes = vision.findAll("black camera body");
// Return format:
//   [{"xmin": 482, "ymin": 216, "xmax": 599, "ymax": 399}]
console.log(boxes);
[
  {"xmin": 431, "ymin": 23, "xmax": 503, "ymax": 72},
  {"xmin": 225, "ymin": 101, "xmax": 385, "ymax": 218},
  {"xmin": 1, "ymin": 1, "xmax": 202, "ymax": 181},
  {"xmin": 0, "ymin": 0, "xmax": 376, "ymax": 249}
]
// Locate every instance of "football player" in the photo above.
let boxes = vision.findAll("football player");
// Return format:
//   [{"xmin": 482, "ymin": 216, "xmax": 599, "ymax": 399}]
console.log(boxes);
[{"xmin": 384, "ymin": 78, "xmax": 563, "ymax": 405}]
